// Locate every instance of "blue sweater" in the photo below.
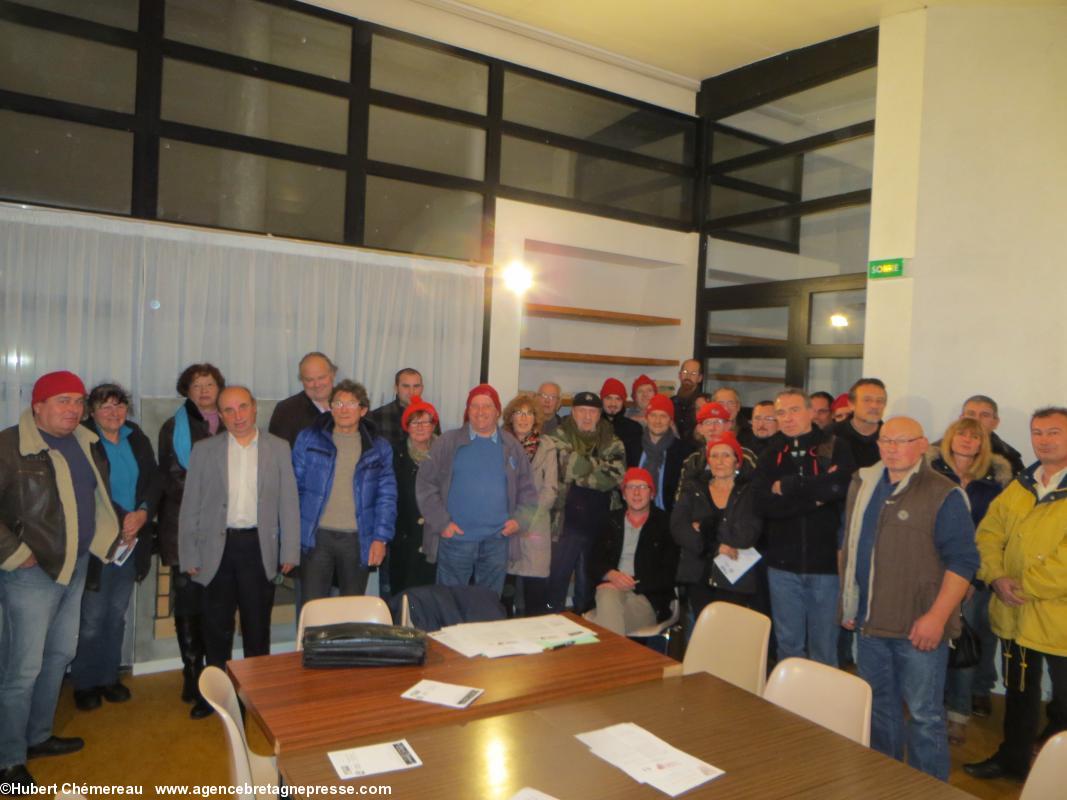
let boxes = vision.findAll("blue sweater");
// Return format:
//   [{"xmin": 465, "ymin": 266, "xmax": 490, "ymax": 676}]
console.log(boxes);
[{"xmin": 447, "ymin": 432, "xmax": 508, "ymax": 541}]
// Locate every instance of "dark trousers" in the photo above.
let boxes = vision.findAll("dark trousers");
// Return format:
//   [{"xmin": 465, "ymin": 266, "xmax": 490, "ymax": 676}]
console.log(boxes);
[
  {"xmin": 301, "ymin": 528, "xmax": 369, "ymax": 602},
  {"xmin": 995, "ymin": 640, "xmax": 1067, "ymax": 773},
  {"xmin": 203, "ymin": 529, "xmax": 276, "ymax": 667},
  {"xmin": 523, "ymin": 577, "xmax": 549, "ymax": 617},
  {"xmin": 547, "ymin": 533, "xmax": 595, "ymax": 613}
]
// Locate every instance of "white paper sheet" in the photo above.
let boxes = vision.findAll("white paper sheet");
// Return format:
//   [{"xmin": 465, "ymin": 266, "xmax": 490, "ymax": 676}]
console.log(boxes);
[
  {"xmin": 509, "ymin": 789, "xmax": 560, "ymax": 800},
  {"xmin": 428, "ymin": 615, "xmax": 598, "ymax": 657},
  {"xmin": 327, "ymin": 739, "xmax": 422, "ymax": 780},
  {"xmin": 576, "ymin": 722, "xmax": 724, "ymax": 797},
  {"xmin": 401, "ymin": 679, "xmax": 484, "ymax": 709},
  {"xmin": 712, "ymin": 547, "xmax": 762, "ymax": 585},
  {"xmin": 111, "ymin": 539, "xmax": 137, "ymax": 566}
]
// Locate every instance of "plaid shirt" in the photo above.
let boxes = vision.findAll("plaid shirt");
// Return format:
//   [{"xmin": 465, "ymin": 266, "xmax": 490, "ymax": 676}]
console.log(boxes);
[{"xmin": 368, "ymin": 398, "xmax": 405, "ymax": 449}]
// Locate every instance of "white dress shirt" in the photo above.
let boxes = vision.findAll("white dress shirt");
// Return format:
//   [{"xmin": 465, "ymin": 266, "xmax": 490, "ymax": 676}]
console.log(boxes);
[{"xmin": 227, "ymin": 431, "xmax": 259, "ymax": 528}]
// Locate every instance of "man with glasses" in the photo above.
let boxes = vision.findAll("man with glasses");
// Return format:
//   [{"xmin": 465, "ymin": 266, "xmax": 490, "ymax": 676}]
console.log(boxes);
[
  {"xmin": 537, "ymin": 382, "xmax": 564, "ymax": 435},
  {"xmin": 752, "ymin": 389, "xmax": 854, "ymax": 667},
  {"xmin": 1, "ymin": 372, "xmax": 121, "ymax": 791},
  {"xmin": 738, "ymin": 399, "xmax": 778, "ymax": 457},
  {"xmin": 672, "ymin": 359, "xmax": 704, "ymax": 442},
  {"xmin": 369, "ymin": 368, "xmax": 428, "ymax": 448},
  {"xmin": 840, "ymin": 417, "xmax": 977, "ymax": 780},
  {"xmin": 269, "ymin": 351, "xmax": 338, "ymax": 447}
]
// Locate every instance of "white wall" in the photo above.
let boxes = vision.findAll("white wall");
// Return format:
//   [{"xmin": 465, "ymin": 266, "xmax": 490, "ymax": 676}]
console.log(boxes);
[
  {"xmin": 865, "ymin": 4, "xmax": 1067, "ymax": 451},
  {"xmin": 492, "ymin": 199, "xmax": 698, "ymax": 402}
]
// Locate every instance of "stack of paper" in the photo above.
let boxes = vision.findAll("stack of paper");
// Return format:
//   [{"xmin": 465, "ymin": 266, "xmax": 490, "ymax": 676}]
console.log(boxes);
[
  {"xmin": 328, "ymin": 739, "xmax": 422, "ymax": 780},
  {"xmin": 712, "ymin": 547, "xmax": 761, "ymax": 584},
  {"xmin": 575, "ymin": 723, "xmax": 724, "ymax": 797},
  {"xmin": 429, "ymin": 614, "xmax": 598, "ymax": 658},
  {"xmin": 401, "ymin": 679, "xmax": 484, "ymax": 709}
]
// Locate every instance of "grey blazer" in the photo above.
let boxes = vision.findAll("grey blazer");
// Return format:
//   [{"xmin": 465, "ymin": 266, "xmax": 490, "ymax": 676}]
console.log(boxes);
[{"xmin": 178, "ymin": 430, "xmax": 301, "ymax": 586}]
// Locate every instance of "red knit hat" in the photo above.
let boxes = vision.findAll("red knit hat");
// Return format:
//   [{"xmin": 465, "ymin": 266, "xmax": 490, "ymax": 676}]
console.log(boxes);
[
  {"xmin": 401, "ymin": 397, "xmax": 439, "ymax": 432},
  {"xmin": 32, "ymin": 371, "xmax": 87, "ymax": 405},
  {"xmin": 831, "ymin": 393, "xmax": 851, "ymax": 412},
  {"xmin": 696, "ymin": 401, "xmax": 731, "ymax": 423},
  {"xmin": 631, "ymin": 374, "xmax": 657, "ymax": 400},
  {"xmin": 600, "ymin": 378, "xmax": 627, "ymax": 400},
  {"xmin": 706, "ymin": 432, "xmax": 744, "ymax": 464},
  {"xmin": 464, "ymin": 384, "xmax": 501, "ymax": 423},
  {"xmin": 622, "ymin": 466, "xmax": 655, "ymax": 490},
  {"xmin": 646, "ymin": 393, "xmax": 675, "ymax": 420}
]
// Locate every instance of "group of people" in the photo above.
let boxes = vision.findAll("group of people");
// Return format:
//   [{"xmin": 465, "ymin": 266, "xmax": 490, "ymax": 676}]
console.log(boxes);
[{"xmin": 1, "ymin": 355, "xmax": 1064, "ymax": 793}]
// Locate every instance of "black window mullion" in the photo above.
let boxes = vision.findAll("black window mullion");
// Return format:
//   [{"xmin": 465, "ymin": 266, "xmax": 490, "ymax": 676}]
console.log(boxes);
[
  {"xmin": 705, "ymin": 189, "xmax": 871, "ymax": 231},
  {"xmin": 711, "ymin": 120, "xmax": 875, "ymax": 173},
  {"xmin": 344, "ymin": 23, "xmax": 372, "ymax": 245},
  {"xmin": 160, "ymin": 40, "xmax": 351, "ymax": 98},
  {"xmin": 0, "ymin": 89, "xmax": 135, "ymax": 130},
  {"xmin": 132, "ymin": 0, "xmax": 163, "ymax": 220},
  {"xmin": 368, "ymin": 89, "xmax": 488, "ymax": 130},
  {"xmin": 365, "ymin": 160, "xmax": 484, "ymax": 195},
  {"xmin": 708, "ymin": 174, "xmax": 800, "ymax": 204},
  {"xmin": 482, "ymin": 61, "xmax": 503, "ymax": 264},
  {"xmin": 158, "ymin": 120, "xmax": 348, "ymax": 170},
  {"xmin": 0, "ymin": 1, "xmax": 139, "ymax": 47}
]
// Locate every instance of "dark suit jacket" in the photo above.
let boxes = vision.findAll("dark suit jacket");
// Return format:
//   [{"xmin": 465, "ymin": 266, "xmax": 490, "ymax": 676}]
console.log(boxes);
[
  {"xmin": 268, "ymin": 391, "xmax": 327, "ymax": 448},
  {"xmin": 589, "ymin": 506, "xmax": 678, "ymax": 621}
]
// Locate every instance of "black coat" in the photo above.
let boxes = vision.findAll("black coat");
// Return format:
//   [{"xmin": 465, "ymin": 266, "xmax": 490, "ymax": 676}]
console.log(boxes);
[
  {"xmin": 831, "ymin": 418, "xmax": 883, "ymax": 469},
  {"xmin": 268, "ymin": 391, "xmax": 328, "ymax": 448},
  {"xmin": 85, "ymin": 419, "xmax": 163, "ymax": 585},
  {"xmin": 751, "ymin": 427, "xmax": 855, "ymax": 574},
  {"xmin": 389, "ymin": 442, "xmax": 436, "ymax": 593},
  {"xmin": 156, "ymin": 399, "xmax": 221, "ymax": 566},
  {"xmin": 604, "ymin": 411, "xmax": 643, "ymax": 469},
  {"xmin": 637, "ymin": 436, "xmax": 691, "ymax": 514},
  {"xmin": 991, "ymin": 432, "xmax": 1025, "ymax": 476},
  {"xmin": 671, "ymin": 472, "xmax": 762, "ymax": 594},
  {"xmin": 589, "ymin": 506, "xmax": 679, "ymax": 621}
]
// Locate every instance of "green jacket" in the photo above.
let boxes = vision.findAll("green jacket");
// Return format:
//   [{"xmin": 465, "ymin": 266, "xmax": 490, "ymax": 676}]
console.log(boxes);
[
  {"xmin": 549, "ymin": 417, "xmax": 625, "ymax": 539},
  {"xmin": 977, "ymin": 464, "xmax": 1067, "ymax": 656}
]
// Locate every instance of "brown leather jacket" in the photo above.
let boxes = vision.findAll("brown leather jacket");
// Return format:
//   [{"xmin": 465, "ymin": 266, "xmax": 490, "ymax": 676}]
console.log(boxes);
[{"xmin": 0, "ymin": 409, "xmax": 120, "ymax": 585}]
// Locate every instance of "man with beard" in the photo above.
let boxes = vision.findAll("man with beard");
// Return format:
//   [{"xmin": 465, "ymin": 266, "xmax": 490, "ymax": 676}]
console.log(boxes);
[
  {"xmin": 738, "ymin": 400, "xmax": 778, "ymax": 457},
  {"xmin": 600, "ymin": 378, "xmax": 642, "ymax": 467},
  {"xmin": 672, "ymin": 359, "xmax": 703, "ymax": 442}
]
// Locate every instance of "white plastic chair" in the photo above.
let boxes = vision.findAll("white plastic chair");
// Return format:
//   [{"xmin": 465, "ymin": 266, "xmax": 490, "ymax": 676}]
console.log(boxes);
[
  {"xmin": 682, "ymin": 602, "xmax": 772, "ymax": 694},
  {"xmin": 1021, "ymin": 731, "xmax": 1067, "ymax": 800},
  {"xmin": 762, "ymin": 657, "xmax": 872, "ymax": 746},
  {"xmin": 198, "ymin": 666, "xmax": 278, "ymax": 800},
  {"xmin": 585, "ymin": 598, "xmax": 679, "ymax": 641},
  {"xmin": 295, "ymin": 595, "xmax": 392, "ymax": 650}
]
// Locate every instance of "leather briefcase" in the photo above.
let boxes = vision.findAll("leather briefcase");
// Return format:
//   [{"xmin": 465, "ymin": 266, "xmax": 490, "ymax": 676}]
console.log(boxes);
[{"xmin": 301, "ymin": 622, "xmax": 428, "ymax": 668}]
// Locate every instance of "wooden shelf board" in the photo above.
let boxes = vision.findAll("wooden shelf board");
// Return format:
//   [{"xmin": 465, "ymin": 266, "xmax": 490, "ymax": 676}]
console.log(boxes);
[
  {"xmin": 525, "ymin": 303, "xmax": 680, "ymax": 327},
  {"xmin": 520, "ymin": 349, "xmax": 677, "ymax": 367}
]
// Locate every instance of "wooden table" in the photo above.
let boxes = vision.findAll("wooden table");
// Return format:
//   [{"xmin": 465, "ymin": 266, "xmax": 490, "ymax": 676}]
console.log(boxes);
[
  {"xmin": 279, "ymin": 672, "xmax": 974, "ymax": 799},
  {"xmin": 228, "ymin": 615, "xmax": 676, "ymax": 754}
]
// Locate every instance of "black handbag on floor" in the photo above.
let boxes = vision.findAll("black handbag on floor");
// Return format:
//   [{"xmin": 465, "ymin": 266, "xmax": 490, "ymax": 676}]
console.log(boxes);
[
  {"xmin": 948, "ymin": 615, "xmax": 981, "ymax": 670},
  {"xmin": 302, "ymin": 622, "xmax": 428, "ymax": 668}
]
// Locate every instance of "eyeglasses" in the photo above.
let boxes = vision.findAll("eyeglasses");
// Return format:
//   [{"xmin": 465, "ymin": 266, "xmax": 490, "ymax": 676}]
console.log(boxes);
[
  {"xmin": 96, "ymin": 401, "xmax": 128, "ymax": 411},
  {"xmin": 408, "ymin": 419, "xmax": 434, "ymax": 427},
  {"xmin": 330, "ymin": 400, "xmax": 362, "ymax": 410},
  {"xmin": 538, "ymin": 392, "xmax": 559, "ymax": 401},
  {"xmin": 878, "ymin": 437, "xmax": 922, "ymax": 448},
  {"xmin": 512, "ymin": 409, "xmax": 534, "ymax": 417},
  {"xmin": 679, "ymin": 369, "xmax": 701, "ymax": 377},
  {"xmin": 753, "ymin": 415, "xmax": 776, "ymax": 423}
]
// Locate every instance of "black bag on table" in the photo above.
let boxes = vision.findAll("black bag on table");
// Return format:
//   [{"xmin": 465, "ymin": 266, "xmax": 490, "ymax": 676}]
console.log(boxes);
[{"xmin": 301, "ymin": 622, "xmax": 427, "ymax": 668}]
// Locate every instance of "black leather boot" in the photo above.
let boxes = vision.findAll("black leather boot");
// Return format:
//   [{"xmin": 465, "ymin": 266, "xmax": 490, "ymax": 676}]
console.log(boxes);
[{"xmin": 174, "ymin": 615, "xmax": 202, "ymax": 704}]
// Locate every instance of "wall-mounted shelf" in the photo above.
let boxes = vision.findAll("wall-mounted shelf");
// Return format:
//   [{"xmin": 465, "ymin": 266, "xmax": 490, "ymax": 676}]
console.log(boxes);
[
  {"xmin": 525, "ymin": 303, "xmax": 681, "ymax": 327},
  {"xmin": 521, "ymin": 349, "xmax": 677, "ymax": 367}
]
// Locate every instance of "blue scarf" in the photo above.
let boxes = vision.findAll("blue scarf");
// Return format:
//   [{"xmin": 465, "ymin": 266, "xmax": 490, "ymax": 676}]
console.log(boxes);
[{"xmin": 173, "ymin": 404, "xmax": 192, "ymax": 469}]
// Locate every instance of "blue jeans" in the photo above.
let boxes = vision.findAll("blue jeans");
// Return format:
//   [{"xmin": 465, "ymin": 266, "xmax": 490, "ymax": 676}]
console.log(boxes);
[
  {"xmin": 435, "ymin": 536, "xmax": 509, "ymax": 595},
  {"xmin": 944, "ymin": 587, "xmax": 997, "ymax": 719},
  {"xmin": 858, "ymin": 634, "xmax": 951, "ymax": 781},
  {"xmin": 0, "ymin": 554, "xmax": 88, "ymax": 768},
  {"xmin": 767, "ymin": 567, "xmax": 839, "ymax": 666},
  {"xmin": 70, "ymin": 556, "xmax": 137, "ymax": 690}
]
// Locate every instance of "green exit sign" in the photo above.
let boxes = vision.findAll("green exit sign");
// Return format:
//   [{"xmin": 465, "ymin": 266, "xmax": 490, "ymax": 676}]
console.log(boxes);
[{"xmin": 869, "ymin": 258, "xmax": 904, "ymax": 279}]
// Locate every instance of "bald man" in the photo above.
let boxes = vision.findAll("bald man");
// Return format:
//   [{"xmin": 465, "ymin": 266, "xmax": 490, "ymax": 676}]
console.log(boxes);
[{"xmin": 838, "ymin": 416, "xmax": 978, "ymax": 781}]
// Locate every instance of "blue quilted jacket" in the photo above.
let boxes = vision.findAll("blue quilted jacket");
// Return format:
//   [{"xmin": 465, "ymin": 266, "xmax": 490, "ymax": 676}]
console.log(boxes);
[{"xmin": 291, "ymin": 414, "xmax": 397, "ymax": 562}]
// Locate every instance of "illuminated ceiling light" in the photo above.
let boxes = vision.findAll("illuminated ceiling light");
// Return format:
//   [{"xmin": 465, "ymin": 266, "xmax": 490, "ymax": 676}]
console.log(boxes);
[
  {"xmin": 502, "ymin": 260, "xmax": 533, "ymax": 295},
  {"xmin": 830, "ymin": 314, "xmax": 849, "ymax": 328}
]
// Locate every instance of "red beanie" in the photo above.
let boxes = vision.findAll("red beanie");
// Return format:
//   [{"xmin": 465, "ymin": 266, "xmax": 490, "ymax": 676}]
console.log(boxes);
[
  {"xmin": 466, "ymin": 383, "xmax": 501, "ymax": 413},
  {"xmin": 706, "ymin": 432, "xmax": 744, "ymax": 465},
  {"xmin": 831, "ymin": 393, "xmax": 851, "ymax": 412},
  {"xmin": 600, "ymin": 378, "xmax": 627, "ymax": 400},
  {"xmin": 646, "ymin": 393, "xmax": 675, "ymax": 420},
  {"xmin": 631, "ymin": 374, "xmax": 657, "ymax": 400},
  {"xmin": 32, "ymin": 371, "xmax": 87, "ymax": 405},
  {"xmin": 401, "ymin": 397, "xmax": 439, "ymax": 432},
  {"xmin": 622, "ymin": 466, "xmax": 655, "ymax": 490},
  {"xmin": 696, "ymin": 401, "xmax": 731, "ymax": 423}
]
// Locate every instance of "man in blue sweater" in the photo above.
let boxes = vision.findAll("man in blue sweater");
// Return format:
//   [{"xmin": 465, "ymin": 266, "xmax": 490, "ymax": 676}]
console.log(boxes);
[
  {"xmin": 839, "ymin": 416, "xmax": 979, "ymax": 781},
  {"xmin": 416, "ymin": 384, "xmax": 538, "ymax": 595}
]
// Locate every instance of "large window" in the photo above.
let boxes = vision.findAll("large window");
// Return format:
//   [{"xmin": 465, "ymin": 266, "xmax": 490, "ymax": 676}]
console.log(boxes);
[{"xmin": 0, "ymin": 0, "xmax": 698, "ymax": 261}]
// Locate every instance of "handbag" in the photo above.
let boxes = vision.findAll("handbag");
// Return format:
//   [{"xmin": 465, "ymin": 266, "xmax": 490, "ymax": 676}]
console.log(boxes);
[
  {"xmin": 301, "ymin": 622, "xmax": 428, "ymax": 668},
  {"xmin": 948, "ymin": 615, "xmax": 981, "ymax": 670}
]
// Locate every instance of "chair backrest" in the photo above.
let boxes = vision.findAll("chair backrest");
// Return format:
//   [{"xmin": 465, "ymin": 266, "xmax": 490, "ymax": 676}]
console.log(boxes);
[
  {"xmin": 1021, "ymin": 731, "xmax": 1067, "ymax": 800},
  {"xmin": 682, "ymin": 602, "xmax": 772, "ymax": 694},
  {"xmin": 199, "ymin": 666, "xmax": 255, "ymax": 798},
  {"xmin": 762, "ymin": 657, "xmax": 872, "ymax": 747},
  {"xmin": 296, "ymin": 596, "xmax": 392, "ymax": 649}
]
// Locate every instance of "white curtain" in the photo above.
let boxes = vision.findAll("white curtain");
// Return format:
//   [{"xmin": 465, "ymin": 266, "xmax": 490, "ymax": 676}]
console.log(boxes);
[{"xmin": 0, "ymin": 203, "xmax": 484, "ymax": 429}]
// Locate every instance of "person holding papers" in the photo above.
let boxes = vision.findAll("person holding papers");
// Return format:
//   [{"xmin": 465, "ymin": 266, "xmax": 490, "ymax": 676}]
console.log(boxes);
[
  {"xmin": 588, "ymin": 467, "xmax": 678, "ymax": 636},
  {"xmin": 671, "ymin": 433, "xmax": 764, "ymax": 622},
  {"xmin": 71, "ymin": 383, "xmax": 161, "ymax": 711}
]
